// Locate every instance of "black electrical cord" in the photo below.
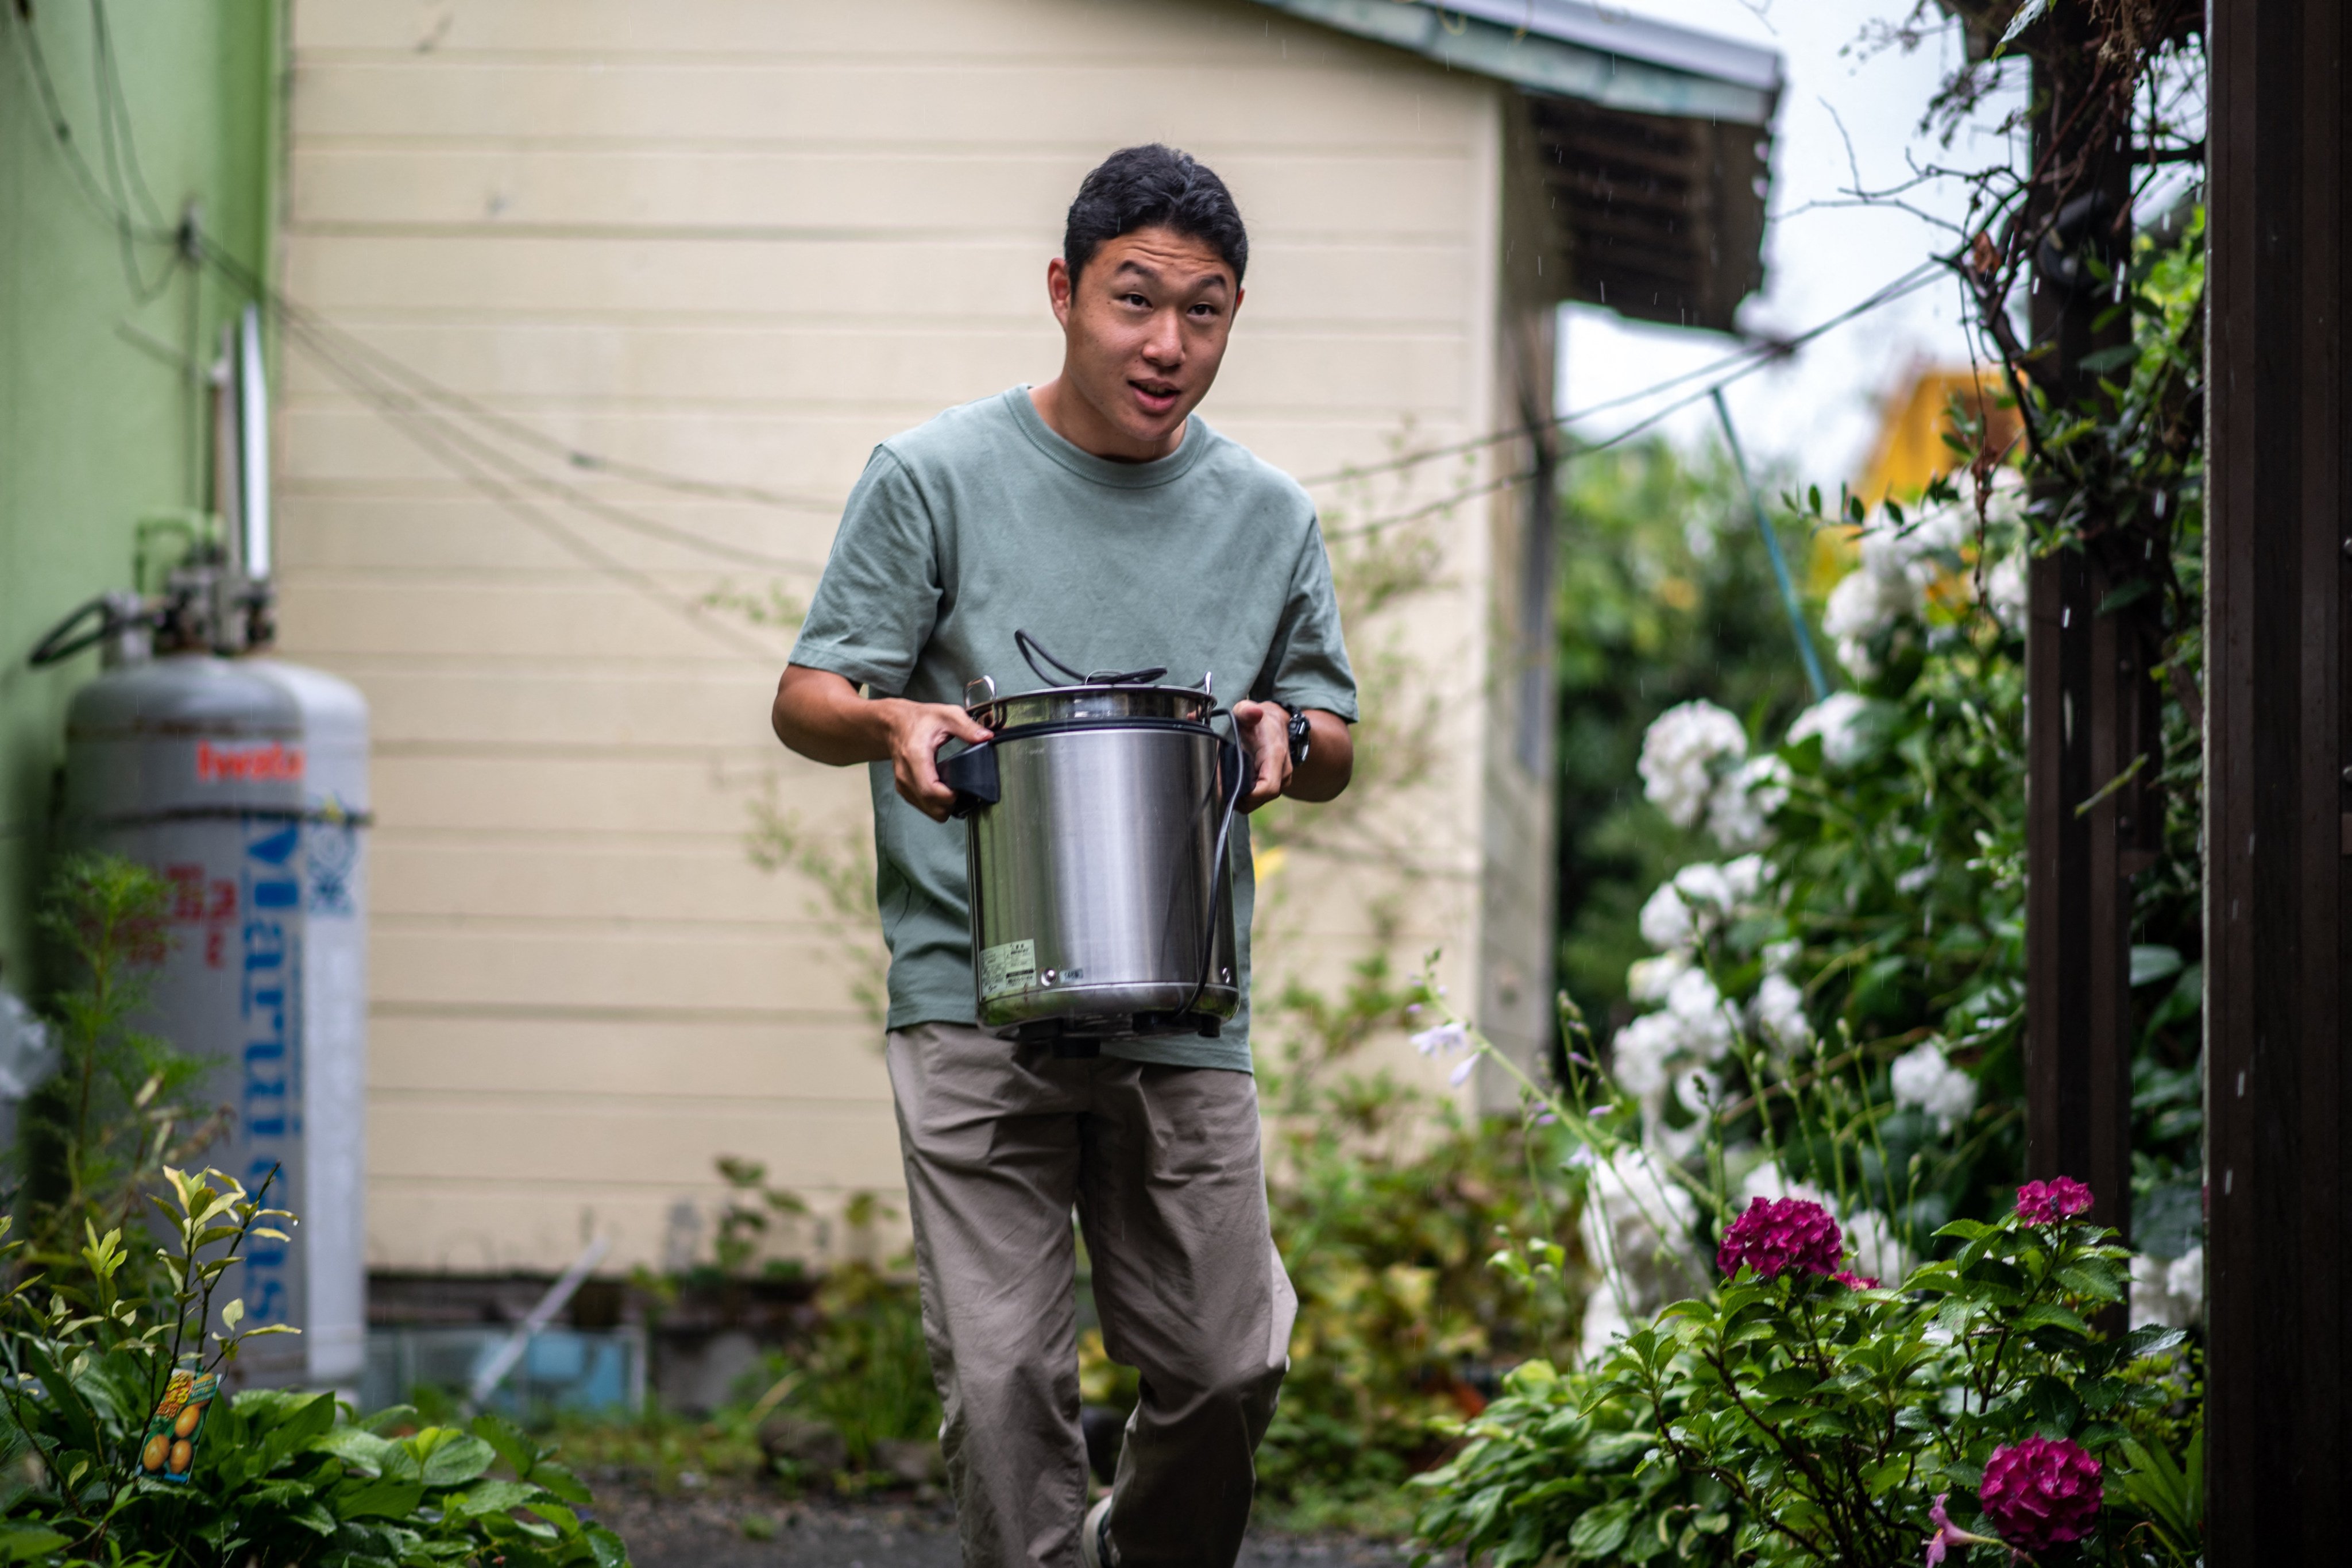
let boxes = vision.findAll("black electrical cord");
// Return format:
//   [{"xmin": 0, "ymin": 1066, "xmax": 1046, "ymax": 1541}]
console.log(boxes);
[
  {"xmin": 1173, "ymin": 712, "xmax": 1252, "ymax": 1026},
  {"xmin": 1013, "ymin": 628, "xmax": 1165, "ymax": 688}
]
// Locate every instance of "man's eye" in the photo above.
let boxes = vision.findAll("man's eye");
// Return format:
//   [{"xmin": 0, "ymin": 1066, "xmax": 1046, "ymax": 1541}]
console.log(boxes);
[{"xmin": 1121, "ymin": 293, "xmax": 1150, "ymax": 307}]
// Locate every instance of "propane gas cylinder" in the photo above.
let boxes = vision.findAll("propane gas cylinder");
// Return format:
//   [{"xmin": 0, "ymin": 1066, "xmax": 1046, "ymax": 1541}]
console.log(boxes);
[{"xmin": 60, "ymin": 649, "xmax": 369, "ymax": 1389}]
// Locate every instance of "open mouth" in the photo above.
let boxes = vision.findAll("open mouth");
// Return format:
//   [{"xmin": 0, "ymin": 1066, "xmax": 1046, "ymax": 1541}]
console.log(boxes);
[{"xmin": 1129, "ymin": 380, "xmax": 1181, "ymax": 416}]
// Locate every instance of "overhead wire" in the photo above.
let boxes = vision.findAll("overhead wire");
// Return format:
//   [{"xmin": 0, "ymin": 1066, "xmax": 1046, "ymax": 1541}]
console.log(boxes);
[
  {"xmin": 19, "ymin": 1, "xmax": 1955, "ymax": 636},
  {"xmin": 1297, "ymin": 259, "xmax": 1948, "ymax": 493},
  {"xmin": 4, "ymin": 0, "xmax": 183, "ymax": 301},
  {"xmin": 83, "ymin": 0, "xmax": 176, "ymax": 303},
  {"xmin": 195, "ymin": 244, "xmax": 795, "ymax": 660},
  {"xmin": 201, "ymin": 240, "xmax": 825, "ymax": 572},
  {"xmin": 1321, "ymin": 262, "xmax": 1949, "ymax": 542}
]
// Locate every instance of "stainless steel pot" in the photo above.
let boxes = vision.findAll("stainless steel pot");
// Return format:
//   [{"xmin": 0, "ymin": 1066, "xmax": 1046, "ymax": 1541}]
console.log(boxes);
[{"xmin": 940, "ymin": 638, "xmax": 1252, "ymax": 1044}]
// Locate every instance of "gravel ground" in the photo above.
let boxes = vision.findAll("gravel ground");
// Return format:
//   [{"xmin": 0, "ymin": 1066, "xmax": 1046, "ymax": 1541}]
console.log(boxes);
[{"xmin": 593, "ymin": 1486, "xmax": 1434, "ymax": 1568}]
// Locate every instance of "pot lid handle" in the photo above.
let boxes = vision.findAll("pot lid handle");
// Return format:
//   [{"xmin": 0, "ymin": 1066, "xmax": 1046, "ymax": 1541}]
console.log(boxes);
[{"xmin": 964, "ymin": 676, "xmax": 997, "ymax": 711}]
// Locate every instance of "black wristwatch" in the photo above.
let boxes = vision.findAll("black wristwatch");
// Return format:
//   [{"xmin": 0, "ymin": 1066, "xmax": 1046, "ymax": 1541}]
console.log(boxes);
[{"xmin": 1285, "ymin": 707, "xmax": 1312, "ymax": 767}]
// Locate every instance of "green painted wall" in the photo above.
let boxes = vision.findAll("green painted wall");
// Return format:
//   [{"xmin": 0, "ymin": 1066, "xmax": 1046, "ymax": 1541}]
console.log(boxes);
[{"xmin": 0, "ymin": 1, "xmax": 278, "ymax": 994}]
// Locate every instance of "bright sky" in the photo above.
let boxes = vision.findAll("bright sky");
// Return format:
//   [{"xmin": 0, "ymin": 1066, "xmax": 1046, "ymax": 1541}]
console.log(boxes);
[{"xmin": 1555, "ymin": 0, "xmax": 2026, "ymax": 484}]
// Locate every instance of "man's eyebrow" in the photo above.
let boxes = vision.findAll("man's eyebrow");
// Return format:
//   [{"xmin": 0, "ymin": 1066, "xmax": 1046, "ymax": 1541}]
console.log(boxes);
[{"xmin": 1107, "ymin": 257, "xmax": 1230, "ymax": 292}]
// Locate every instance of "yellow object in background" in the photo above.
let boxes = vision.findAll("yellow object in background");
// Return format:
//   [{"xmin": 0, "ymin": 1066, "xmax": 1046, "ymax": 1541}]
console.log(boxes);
[{"xmin": 1813, "ymin": 366, "xmax": 2026, "ymax": 595}]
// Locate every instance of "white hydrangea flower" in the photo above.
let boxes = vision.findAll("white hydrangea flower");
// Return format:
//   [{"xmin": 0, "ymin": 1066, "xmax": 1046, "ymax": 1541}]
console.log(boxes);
[
  {"xmin": 1575, "ymin": 1149, "xmax": 1706, "ymax": 1363},
  {"xmin": 1751, "ymin": 971, "xmax": 1814, "ymax": 1054},
  {"xmin": 1841, "ymin": 1208, "xmax": 1913, "ymax": 1284},
  {"xmin": 1761, "ymin": 938, "xmax": 1802, "ymax": 974},
  {"xmin": 1639, "ymin": 700, "xmax": 1748, "ymax": 829},
  {"xmin": 1889, "ymin": 1040, "xmax": 1978, "ymax": 1134},
  {"xmin": 1822, "ymin": 501, "xmax": 1978, "ymax": 676},
  {"xmin": 1738, "ymin": 1160, "xmax": 1833, "ymax": 1210},
  {"xmin": 1673, "ymin": 1065, "xmax": 1725, "ymax": 1117},
  {"xmin": 1608, "ymin": 1011, "xmax": 1680, "ymax": 1098},
  {"xmin": 1636, "ymin": 862, "xmax": 1744, "ymax": 953},
  {"xmin": 1673, "ymin": 860, "xmax": 1737, "ymax": 912},
  {"xmin": 1720, "ymin": 853, "xmax": 1770, "ymax": 905},
  {"xmin": 2130, "ymin": 1245, "xmax": 2204, "ymax": 1330},
  {"xmin": 1789, "ymin": 691, "xmax": 1879, "ymax": 769},
  {"xmin": 1637, "ymin": 879, "xmax": 1697, "ymax": 953},
  {"xmin": 1708, "ymin": 755, "xmax": 1791, "ymax": 849},
  {"xmin": 1822, "ymin": 567, "xmax": 1918, "ymax": 678},
  {"xmin": 1662, "ymin": 967, "xmax": 1736, "ymax": 1063},
  {"xmin": 1627, "ymin": 949, "xmax": 1692, "ymax": 1003}
]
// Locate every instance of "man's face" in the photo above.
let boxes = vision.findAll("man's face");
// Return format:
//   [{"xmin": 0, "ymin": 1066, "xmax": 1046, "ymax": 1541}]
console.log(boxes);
[{"xmin": 1047, "ymin": 226, "xmax": 1242, "ymax": 458}]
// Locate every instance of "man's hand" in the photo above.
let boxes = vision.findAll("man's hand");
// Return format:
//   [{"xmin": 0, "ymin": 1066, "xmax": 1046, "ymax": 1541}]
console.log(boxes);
[
  {"xmin": 772, "ymin": 665, "xmax": 992, "ymax": 823},
  {"xmin": 1230, "ymin": 701, "xmax": 1352, "ymax": 811},
  {"xmin": 1230, "ymin": 700, "xmax": 1292, "ymax": 810},
  {"xmin": 883, "ymin": 700, "xmax": 994, "ymax": 821}
]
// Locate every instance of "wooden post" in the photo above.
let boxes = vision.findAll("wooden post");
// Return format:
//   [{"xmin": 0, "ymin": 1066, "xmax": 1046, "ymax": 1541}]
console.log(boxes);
[
  {"xmin": 2205, "ymin": 1, "xmax": 2349, "ymax": 1559},
  {"xmin": 2021, "ymin": 26, "xmax": 2141, "ymax": 1239}
]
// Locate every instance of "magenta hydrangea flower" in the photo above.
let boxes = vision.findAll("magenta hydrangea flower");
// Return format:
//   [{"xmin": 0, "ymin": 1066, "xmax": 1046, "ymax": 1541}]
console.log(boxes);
[
  {"xmin": 1832, "ymin": 1269, "xmax": 1880, "ymax": 1291},
  {"xmin": 2015, "ymin": 1176, "xmax": 2095, "ymax": 1226},
  {"xmin": 1979, "ymin": 1436, "xmax": 2102, "ymax": 1551},
  {"xmin": 1716, "ymin": 1196, "xmax": 1842, "ymax": 1280},
  {"xmin": 1924, "ymin": 1492, "xmax": 2000, "ymax": 1566}
]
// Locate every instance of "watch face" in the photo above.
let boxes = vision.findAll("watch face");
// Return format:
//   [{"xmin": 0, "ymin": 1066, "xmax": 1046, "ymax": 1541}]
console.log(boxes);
[{"xmin": 1287, "ymin": 712, "xmax": 1312, "ymax": 766}]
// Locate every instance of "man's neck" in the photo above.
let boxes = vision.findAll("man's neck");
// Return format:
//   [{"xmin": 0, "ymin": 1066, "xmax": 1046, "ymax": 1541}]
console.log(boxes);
[{"xmin": 1028, "ymin": 378, "xmax": 1185, "ymax": 465}]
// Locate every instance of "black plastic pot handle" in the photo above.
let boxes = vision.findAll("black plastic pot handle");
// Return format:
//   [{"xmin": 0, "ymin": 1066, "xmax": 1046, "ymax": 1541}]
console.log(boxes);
[{"xmin": 940, "ymin": 740, "xmax": 999, "ymax": 820}]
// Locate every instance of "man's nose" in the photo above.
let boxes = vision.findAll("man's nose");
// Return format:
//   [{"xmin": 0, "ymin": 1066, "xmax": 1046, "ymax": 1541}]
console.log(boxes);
[{"xmin": 1141, "ymin": 309, "xmax": 1185, "ymax": 366}]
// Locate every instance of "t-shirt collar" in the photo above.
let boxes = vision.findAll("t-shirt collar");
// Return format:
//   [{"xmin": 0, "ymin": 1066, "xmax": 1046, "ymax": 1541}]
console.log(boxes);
[{"xmin": 1005, "ymin": 385, "xmax": 1213, "ymax": 489}]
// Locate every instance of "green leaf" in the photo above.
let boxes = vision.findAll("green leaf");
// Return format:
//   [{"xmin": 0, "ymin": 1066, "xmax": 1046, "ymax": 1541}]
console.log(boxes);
[
  {"xmin": 418, "ymin": 1432, "xmax": 497, "ymax": 1488},
  {"xmin": 287, "ymin": 1501, "xmax": 338, "ymax": 1537},
  {"xmin": 2096, "ymin": 576, "xmax": 2156, "ymax": 616},
  {"xmin": 2119, "ymin": 1324, "xmax": 2188, "ymax": 1364},
  {"xmin": 2027, "ymin": 1376, "xmax": 2081, "ymax": 1436},
  {"xmin": 0, "ymin": 1527, "xmax": 69, "ymax": 1563},
  {"xmin": 1569, "ymin": 1499, "xmax": 1635, "ymax": 1559},
  {"xmin": 469, "ymin": 1411, "xmax": 543, "ymax": 1478},
  {"xmin": 585, "ymin": 1524, "xmax": 632, "ymax": 1568},
  {"xmin": 450, "ymin": 1478, "xmax": 538, "ymax": 1517},
  {"xmin": 2014, "ymin": 1303, "xmax": 2094, "ymax": 1338},
  {"xmin": 335, "ymin": 1477, "xmax": 427, "ymax": 1520},
  {"xmin": 529, "ymin": 1460, "xmax": 593, "ymax": 1505}
]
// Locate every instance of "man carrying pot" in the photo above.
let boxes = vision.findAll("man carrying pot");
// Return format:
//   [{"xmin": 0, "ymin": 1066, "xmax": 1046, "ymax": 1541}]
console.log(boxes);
[{"xmin": 770, "ymin": 145, "xmax": 1356, "ymax": 1568}]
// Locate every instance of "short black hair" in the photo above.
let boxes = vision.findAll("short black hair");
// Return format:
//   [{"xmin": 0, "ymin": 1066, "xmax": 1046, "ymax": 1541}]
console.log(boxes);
[{"xmin": 1063, "ymin": 144, "xmax": 1248, "ymax": 288}]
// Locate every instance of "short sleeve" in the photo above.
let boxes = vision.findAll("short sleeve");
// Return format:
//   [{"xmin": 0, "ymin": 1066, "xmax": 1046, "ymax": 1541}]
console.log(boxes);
[
  {"xmin": 1254, "ymin": 519, "xmax": 1359, "ymax": 722},
  {"xmin": 789, "ymin": 447, "xmax": 940, "ymax": 694}
]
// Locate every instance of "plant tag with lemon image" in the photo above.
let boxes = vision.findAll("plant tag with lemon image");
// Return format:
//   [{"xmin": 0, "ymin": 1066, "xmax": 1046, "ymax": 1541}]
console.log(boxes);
[{"xmin": 141, "ymin": 1369, "xmax": 217, "ymax": 1483}]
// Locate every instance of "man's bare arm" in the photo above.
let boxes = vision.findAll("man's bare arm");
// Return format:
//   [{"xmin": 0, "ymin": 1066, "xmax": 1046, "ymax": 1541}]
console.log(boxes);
[
  {"xmin": 1230, "ymin": 701, "xmax": 1352, "ymax": 810},
  {"xmin": 771, "ymin": 665, "xmax": 991, "ymax": 822}
]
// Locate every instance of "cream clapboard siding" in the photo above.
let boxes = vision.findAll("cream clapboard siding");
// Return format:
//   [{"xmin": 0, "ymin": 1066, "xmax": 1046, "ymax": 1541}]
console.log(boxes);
[{"xmin": 276, "ymin": 0, "xmax": 1515, "ymax": 1272}]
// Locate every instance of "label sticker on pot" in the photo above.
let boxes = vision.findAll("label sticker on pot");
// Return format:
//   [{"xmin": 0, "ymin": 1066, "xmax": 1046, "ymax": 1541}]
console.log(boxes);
[{"xmin": 980, "ymin": 939, "xmax": 1036, "ymax": 999}]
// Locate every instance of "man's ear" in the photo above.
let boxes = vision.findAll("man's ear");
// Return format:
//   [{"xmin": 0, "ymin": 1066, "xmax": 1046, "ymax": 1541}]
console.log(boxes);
[{"xmin": 1046, "ymin": 256, "xmax": 1073, "ymax": 331}]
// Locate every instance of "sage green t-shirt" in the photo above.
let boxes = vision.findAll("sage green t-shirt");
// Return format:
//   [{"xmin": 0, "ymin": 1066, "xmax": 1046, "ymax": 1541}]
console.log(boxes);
[{"xmin": 789, "ymin": 387, "xmax": 1358, "ymax": 1072}]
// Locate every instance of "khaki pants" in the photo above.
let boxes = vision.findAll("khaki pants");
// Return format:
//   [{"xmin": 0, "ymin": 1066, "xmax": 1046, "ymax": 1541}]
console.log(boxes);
[{"xmin": 886, "ymin": 1023, "xmax": 1296, "ymax": 1568}]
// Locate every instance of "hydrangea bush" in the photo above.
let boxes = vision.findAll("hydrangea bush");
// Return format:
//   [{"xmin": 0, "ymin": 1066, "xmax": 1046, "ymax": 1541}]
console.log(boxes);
[
  {"xmin": 1582, "ymin": 211, "xmax": 2211, "ymax": 1345},
  {"xmin": 1415, "ymin": 1111, "xmax": 2202, "ymax": 1567},
  {"xmin": 1409, "ymin": 211, "xmax": 2212, "ymax": 1567}
]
